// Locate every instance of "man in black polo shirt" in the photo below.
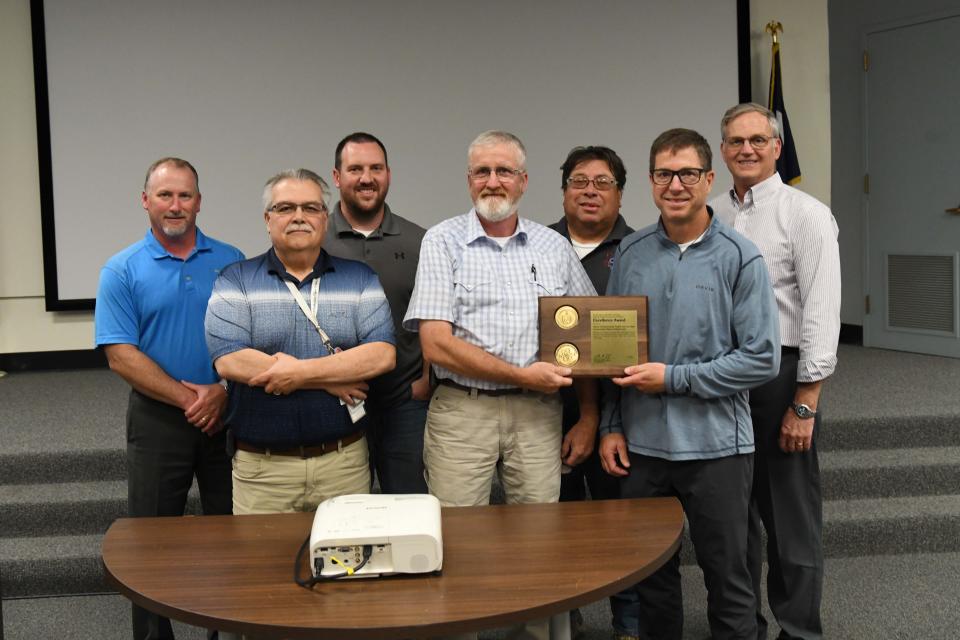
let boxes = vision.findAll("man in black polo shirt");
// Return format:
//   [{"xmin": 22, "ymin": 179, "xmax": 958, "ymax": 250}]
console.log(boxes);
[
  {"xmin": 549, "ymin": 145, "xmax": 635, "ymax": 639},
  {"xmin": 550, "ymin": 145, "xmax": 633, "ymax": 501},
  {"xmin": 324, "ymin": 132, "xmax": 430, "ymax": 494}
]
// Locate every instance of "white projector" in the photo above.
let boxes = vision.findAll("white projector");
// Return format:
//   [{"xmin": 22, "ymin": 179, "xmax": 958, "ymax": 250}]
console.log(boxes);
[{"xmin": 309, "ymin": 493, "xmax": 443, "ymax": 579}]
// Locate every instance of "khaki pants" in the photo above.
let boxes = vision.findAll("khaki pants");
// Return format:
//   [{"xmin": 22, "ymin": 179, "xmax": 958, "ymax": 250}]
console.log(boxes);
[
  {"xmin": 232, "ymin": 437, "xmax": 370, "ymax": 514},
  {"xmin": 424, "ymin": 385, "xmax": 563, "ymax": 640},
  {"xmin": 424, "ymin": 385, "xmax": 562, "ymax": 507}
]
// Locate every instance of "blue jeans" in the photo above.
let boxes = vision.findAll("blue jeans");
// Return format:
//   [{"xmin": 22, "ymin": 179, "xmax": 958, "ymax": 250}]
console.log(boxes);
[
  {"xmin": 366, "ymin": 396, "xmax": 429, "ymax": 494},
  {"xmin": 610, "ymin": 578, "xmax": 642, "ymax": 637}
]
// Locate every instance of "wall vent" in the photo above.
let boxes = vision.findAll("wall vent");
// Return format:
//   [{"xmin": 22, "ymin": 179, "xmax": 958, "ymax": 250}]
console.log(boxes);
[{"xmin": 887, "ymin": 254, "xmax": 956, "ymax": 334}]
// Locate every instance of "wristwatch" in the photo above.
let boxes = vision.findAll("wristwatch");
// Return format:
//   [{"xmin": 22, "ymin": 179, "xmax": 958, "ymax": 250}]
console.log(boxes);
[{"xmin": 791, "ymin": 402, "xmax": 817, "ymax": 419}]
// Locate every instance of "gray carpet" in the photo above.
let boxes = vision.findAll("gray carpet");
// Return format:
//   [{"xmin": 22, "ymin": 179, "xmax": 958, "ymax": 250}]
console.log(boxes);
[
  {"xmin": 2, "ymin": 343, "xmax": 960, "ymax": 638},
  {"xmin": 821, "ymin": 345, "xmax": 960, "ymax": 420}
]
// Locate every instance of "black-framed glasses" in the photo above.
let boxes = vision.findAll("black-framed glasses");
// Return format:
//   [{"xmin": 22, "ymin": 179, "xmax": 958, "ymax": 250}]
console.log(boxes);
[
  {"xmin": 650, "ymin": 168, "xmax": 707, "ymax": 186},
  {"xmin": 267, "ymin": 201, "xmax": 328, "ymax": 216},
  {"xmin": 468, "ymin": 166, "xmax": 524, "ymax": 183},
  {"xmin": 723, "ymin": 135, "xmax": 774, "ymax": 150},
  {"xmin": 566, "ymin": 176, "xmax": 618, "ymax": 191}
]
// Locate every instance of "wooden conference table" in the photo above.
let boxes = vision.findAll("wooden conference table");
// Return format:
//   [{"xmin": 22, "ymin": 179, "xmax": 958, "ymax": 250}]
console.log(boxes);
[{"xmin": 102, "ymin": 498, "xmax": 683, "ymax": 639}]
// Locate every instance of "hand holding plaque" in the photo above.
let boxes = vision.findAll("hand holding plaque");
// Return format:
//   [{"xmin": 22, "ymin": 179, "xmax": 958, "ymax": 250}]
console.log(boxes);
[{"xmin": 539, "ymin": 296, "xmax": 649, "ymax": 377}]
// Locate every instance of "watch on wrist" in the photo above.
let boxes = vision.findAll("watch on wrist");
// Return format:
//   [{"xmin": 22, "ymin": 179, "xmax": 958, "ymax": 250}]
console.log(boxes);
[{"xmin": 791, "ymin": 402, "xmax": 817, "ymax": 419}]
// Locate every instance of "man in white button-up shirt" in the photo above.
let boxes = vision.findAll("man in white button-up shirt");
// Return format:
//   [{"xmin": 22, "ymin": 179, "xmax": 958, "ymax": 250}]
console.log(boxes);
[{"xmin": 711, "ymin": 103, "xmax": 841, "ymax": 640}]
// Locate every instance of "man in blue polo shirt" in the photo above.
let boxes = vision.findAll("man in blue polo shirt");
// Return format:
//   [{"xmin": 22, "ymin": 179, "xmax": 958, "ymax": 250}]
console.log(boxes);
[
  {"xmin": 95, "ymin": 157, "xmax": 244, "ymax": 640},
  {"xmin": 205, "ymin": 168, "xmax": 395, "ymax": 514}
]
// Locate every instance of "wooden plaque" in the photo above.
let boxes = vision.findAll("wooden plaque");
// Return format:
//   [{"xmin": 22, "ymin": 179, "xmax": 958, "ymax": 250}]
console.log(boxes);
[{"xmin": 539, "ymin": 296, "xmax": 649, "ymax": 377}]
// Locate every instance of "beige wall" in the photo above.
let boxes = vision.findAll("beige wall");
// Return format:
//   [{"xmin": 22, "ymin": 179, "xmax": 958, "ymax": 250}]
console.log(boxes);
[
  {"xmin": 0, "ymin": 0, "xmax": 834, "ymax": 355},
  {"xmin": 749, "ymin": 0, "xmax": 831, "ymax": 208}
]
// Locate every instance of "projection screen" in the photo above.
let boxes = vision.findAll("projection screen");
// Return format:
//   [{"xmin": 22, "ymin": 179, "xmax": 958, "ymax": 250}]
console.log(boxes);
[{"xmin": 33, "ymin": 0, "xmax": 747, "ymax": 309}]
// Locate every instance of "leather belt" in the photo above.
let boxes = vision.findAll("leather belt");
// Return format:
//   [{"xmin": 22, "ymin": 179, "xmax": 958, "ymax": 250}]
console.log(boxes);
[
  {"xmin": 235, "ymin": 431, "xmax": 364, "ymax": 459},
  {"xmin": 439, "ymin": 379, "xmax": 525, "ymax": 397}
]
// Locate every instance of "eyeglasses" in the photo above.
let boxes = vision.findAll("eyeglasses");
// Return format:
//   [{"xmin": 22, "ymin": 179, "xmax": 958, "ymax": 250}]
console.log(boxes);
[
  {"xmin": 267, "ymin": 201, "xmax": 328, "ymax": 216},
  {"xmin": 468, "ymin": 166, "xmax": 524, "ymax": 183},
  {"xmin": 566, "ymin": 176, "xmax": 618, "ymax": 191},
  {"xmin": 650, "ymin": 168, "xmax": 707, "ymax": 186},
  {"xmin": 723, "ymin": 135, "xmax": 775, "ymax": 150}
]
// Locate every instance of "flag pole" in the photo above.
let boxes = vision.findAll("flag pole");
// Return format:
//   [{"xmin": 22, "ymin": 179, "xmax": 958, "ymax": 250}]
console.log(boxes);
[{"xmin": 766, "ymin": 21, "xmax": 782, "ymax": 106}]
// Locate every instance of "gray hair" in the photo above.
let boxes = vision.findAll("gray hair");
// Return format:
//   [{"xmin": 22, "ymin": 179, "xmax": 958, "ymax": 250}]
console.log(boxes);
[
  {"xmin": 144, "ymin": 157, "xmax": 199, "ymax": 192},
  {"xmin": 720, "ymin": 103, "xmax": 781, "ymax": 140},
  {"xmin": 468, "ymin": 130, "xmax": 527, "ymax": 169},
  {"xmin": 261, "ymin": 168, "xmax": 330, "ymax": 211}
]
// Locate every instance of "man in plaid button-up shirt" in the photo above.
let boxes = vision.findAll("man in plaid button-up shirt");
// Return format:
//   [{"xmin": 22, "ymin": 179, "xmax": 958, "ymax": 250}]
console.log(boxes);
[{"xmin": 403, "ymin": 130, "xmax": 596, "ymax": 640}]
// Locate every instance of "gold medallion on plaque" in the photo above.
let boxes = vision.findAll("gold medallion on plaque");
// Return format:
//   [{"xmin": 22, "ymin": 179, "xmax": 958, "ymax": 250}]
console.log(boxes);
[
  {"xmin": 554, "ymin": 305, "xmax": 579, "ymax": 330},
  {"xmin": 555, "ymin": 342, "xmax": 580, "ymax": 366}
]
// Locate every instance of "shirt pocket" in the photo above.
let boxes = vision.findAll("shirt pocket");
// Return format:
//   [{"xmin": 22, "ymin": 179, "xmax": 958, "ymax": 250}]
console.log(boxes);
[
  {"xmin": 528, "ymin": 268, "xmax": 566, "ymax": 297},
  {"xmin": 453, "ymin": 277, "xmax": 498, "ymax": 315}
]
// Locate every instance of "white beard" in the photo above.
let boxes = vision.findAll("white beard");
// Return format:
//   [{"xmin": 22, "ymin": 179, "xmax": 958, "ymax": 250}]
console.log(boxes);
[{"xmin": 475, "ymin": 195, "xmax": 518, "ymax": 222}]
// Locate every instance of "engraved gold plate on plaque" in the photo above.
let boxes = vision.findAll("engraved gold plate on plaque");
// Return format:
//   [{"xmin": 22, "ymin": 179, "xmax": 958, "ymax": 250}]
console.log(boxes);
[
  {"xmin": 590, "ymin": 310, "xmax": 638, "ymax": 367},
  {"xmin": 554, "ymin": 305, "xmax": 579, "ymax": 330},
  {"xmin": 538, "ymin": 296, "xmax": 649, "ymax": 377},
  {"xmin": 554, "ymin": 342, "xmax": 580, "ymax": 366}
]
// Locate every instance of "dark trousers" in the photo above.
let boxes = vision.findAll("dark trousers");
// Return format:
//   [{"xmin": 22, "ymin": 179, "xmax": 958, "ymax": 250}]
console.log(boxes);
[
  {"xmin": 366, "ymin": 396, "xmax": 428, "ymax": 494},
  {"xmin": 559, "ymin": 434, "xmax": 620, "ymax": 502},
  {"xmin": 748, "ymin": 350, "xmax": 824, "ymax": 639},
  {"xmin": 126, "ymin": 390, "xmax": 232, "ymax": 640},
  {"xmin": 619, "ymin": 453, "xmax": 756, "ymax": 640}
]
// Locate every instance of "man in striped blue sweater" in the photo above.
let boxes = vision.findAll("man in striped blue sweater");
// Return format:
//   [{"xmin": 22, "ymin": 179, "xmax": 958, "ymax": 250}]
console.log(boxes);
[{"xmin": 205, "ymin": 168, "xmax": 395, "ymax": 515}]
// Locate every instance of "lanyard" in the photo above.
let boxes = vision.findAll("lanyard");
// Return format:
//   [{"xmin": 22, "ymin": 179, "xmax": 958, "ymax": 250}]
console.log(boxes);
[{"xmin": 284, "ymin": 278, "xmax": 336, "ymax": 355}]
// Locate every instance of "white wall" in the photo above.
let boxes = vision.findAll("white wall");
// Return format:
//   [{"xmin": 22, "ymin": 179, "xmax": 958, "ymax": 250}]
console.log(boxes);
[
  {"xmin": 0, "ymin": 0, "xmax": 836, "ymax": 355},
  {"xmin": 0, "ymin": 0, "xmax": 95, "ymax": 353}
]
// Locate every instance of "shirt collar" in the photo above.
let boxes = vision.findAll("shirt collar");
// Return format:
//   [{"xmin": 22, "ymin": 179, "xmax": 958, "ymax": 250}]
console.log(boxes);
[
  {"xmin": 551, "ymin": 214, "xmax": 631, "ymax": 245},
  {"xmin": 655, "ymin": 206, "xmax": 718, "ymax": 247},
  {"xmin": 329, "ymin": 201, "xmax": 399, "ymax": 238},
  {"xmin": 144, "ymin": 227, "xmax": 210, "ymax": 260},
  {"xmin": 266, "ymin": 247, "xmax": 334, "ymax": 284},
  {"xmin": 728, "ymin": 172, "xmax": 783, "ymax": 208},
  {"xmin": 606, "ymin": 214, "xmax": 632, "ymax": 242},
  {"xmin": 465, "ymin": 208, "xmax": 529, "ymax": 246}
]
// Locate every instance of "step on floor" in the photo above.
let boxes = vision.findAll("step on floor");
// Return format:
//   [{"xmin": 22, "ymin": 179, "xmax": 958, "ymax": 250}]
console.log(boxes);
[
  {"xmin": 820, "ymin": 445, "xmax": 960, "ymax": 499},
  {"xmin": 0, "ymin": 534, "xmax": 108, "ymax": 597},
  {"xmin": 1, "ymin": 481, "xmax": 127, "ymax": 537}
]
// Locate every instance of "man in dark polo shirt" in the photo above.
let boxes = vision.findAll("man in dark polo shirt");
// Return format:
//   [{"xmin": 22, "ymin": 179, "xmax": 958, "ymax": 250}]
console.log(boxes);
[
  {"xmin": 205, "ymin": 168, "xmax": 395, "ymax": 514},
  {"xmin": 323, "ymin": 132, "xmax": 430, "ymax": 494},
  {"xmin": 549, "ymin": 145, "xmax": 633, "ymax": 502},
  {"xmin": 549, "ymin": 145, "xmax": 635, "ymax": 638}
]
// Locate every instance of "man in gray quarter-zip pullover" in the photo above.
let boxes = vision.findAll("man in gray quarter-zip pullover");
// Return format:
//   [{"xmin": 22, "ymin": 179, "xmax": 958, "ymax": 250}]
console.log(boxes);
[{"xmin": 599, "ymin": 128, "xmax": 780, "ymax": 640}]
